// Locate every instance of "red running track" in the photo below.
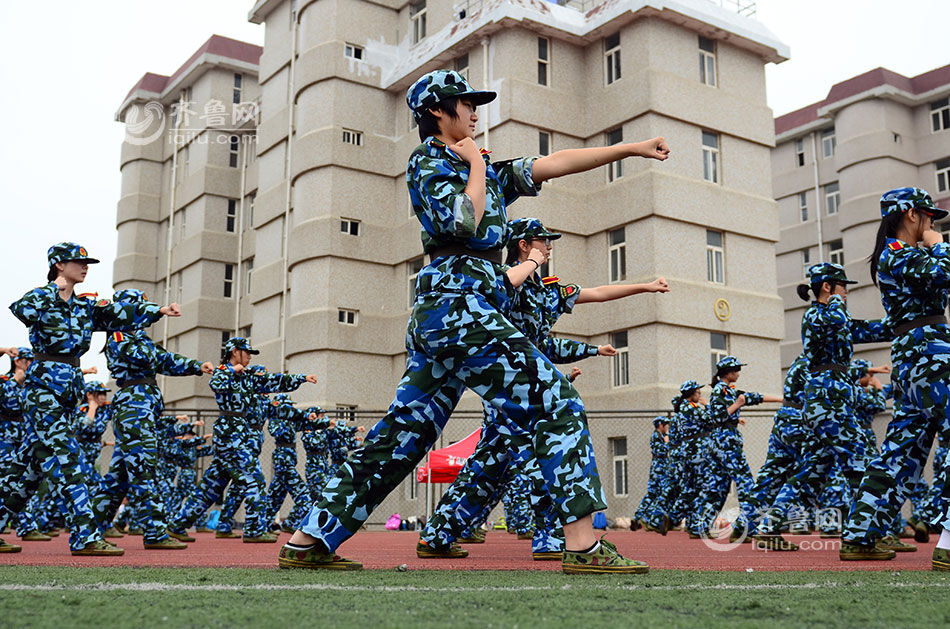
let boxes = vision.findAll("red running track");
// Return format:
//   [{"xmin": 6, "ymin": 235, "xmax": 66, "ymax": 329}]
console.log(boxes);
[{"xmin": 0, "ymin": 529, "xmax": 936, "ymax": 571}]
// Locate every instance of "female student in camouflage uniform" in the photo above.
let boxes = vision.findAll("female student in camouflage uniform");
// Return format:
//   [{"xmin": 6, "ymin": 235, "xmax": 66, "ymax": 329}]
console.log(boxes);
[
  {"xmin": 668, "ymin": 380, "xmax": 712, "ymax": 538},
  {"xmin": 837, "ymin": 187, "xmax": 950, "ymax": 568},
  {"xmin": 281, "ymin": 70, "xmax": 670, "ymax": 573}
]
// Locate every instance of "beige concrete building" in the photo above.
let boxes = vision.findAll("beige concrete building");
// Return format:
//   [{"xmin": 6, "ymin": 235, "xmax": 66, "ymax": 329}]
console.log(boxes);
[
  {"xmin": 115, "ymin": 0, "xmax": 791, "ymax": 521},
  {"xmin": 773, "ymin": 64, "xmax": 950, "ymax": 373}
]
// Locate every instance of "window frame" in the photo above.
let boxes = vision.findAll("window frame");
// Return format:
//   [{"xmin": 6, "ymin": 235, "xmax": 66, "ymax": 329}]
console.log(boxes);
[
  {"xmin": 698, "ymin": 35, "xmax": 717, "ymax": 87},
  {"xmin": 538, "ymin": 130, "xmax": 551, "ymax": 156},
  {"xmin": 710, "ymin": 332, "xmax": 728, "ymax": 378},
  {"xmin": 828, "ymin": 239, "xmax": 844, "ymax": 267},
  {"xmin": 931, "ymin": 98, "xmax": 950, "ymax": 133},
  {"xmin": 706, "ymin": 229, "xmax": 725, "ymax": 284},
  {"xmin": 611, "ymin": 331, "xmax": 629, "ymax": 388},
  {"xmin": 223, "ymin": 263, "xmax": 234, "ymax": 299},
  {"xmin": 821, "ymin": 127, "xmax": 836, "ymax": 158},
  {"xmin": 226, "ymin": 198, "xmax": 237, "ymax": 233},
  {"xmin": 344, "ymin": 43, "xmax": 364, "ymax": 61},
  {"xmin": 606, "ymin": 127, "xmax": 624, "ymax": 182},
  {"xmin": 340, "ymin": 218, "xmax": 361, "ymax": 236},
  {"xmin": 410, "ymin": 1, "xmax": 426, "ymax": 45},
  {"xmin": 454, "ymin": 53, "xmax": 469, "ymax": 80},
  {"xmin": 342, "ymin": 128, "xmax": 363, "ymax": 146},
  {"xmin": 337, "ymin": 309, "xmax": 358, "ymax": 325},
  {"xmin": 825, "ymin": 182, "xmax": 840, "ymax": 215},
  {"xmin": 608, "ymin": 227, "xmax": 626, "ymax": 283},
  {"xmin": 795, "ymin": 138, "xmax": 805, "ymax": 167},
  {"xmin": 702, "ymin": 130, "xmax": 720, "ymax": 184},
  {"xmin": 801, "ymin": 248, "xmax": 811, "ymax": 279},
  {"xmin": 228, "ymin": 135, "xmax": 240, "ymax": 167},
  {"xmin": 604, "ymin": 32, "xmax": 621, "ymax": 86},
  {"xmin": 232, "ymin": 73, "xmax": 243, "ymax": 105},
  {"xmin": 610, "ymin": 437, "xmax": 629, "ymax": 497},
  {"xmin": 936, "ymin": 158, "xmax": 950, "ymax": 193},
  {"xmin": 537, "ymin": 36, "xmax": 550, "ymax": 86},
  {"xmin": 798, "ymin": 191, "xmax": 808, "ymax": 222}
]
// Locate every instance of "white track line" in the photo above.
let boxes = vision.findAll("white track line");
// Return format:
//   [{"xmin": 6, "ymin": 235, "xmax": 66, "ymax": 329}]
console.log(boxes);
[{"xmin": 0, "ymin": 582, "xmax": 947, "ymax": 593}]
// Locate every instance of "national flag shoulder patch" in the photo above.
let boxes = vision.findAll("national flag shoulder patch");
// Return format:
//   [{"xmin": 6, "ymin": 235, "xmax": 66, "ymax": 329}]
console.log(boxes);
[
  {"xmin": 95, "ymin": 299, "xmax": 110, "ymax": 307},
  {"xmin": 541, "ymin": 276, "xmax": 560, "ymax": 286},
  {"xmin": 887, "ymin": 241, "xmax": 904, "ymax": 251},
  {"xmin": 78, "ymin": 292, "xmax": 98, "ymax": 299},
  {"xmin": 113, "ymin": 332, "xmax": 125, "ymax": 343}
]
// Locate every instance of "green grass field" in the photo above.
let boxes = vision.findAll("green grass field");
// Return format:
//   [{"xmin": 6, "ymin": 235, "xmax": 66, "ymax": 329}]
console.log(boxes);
[{"xmin": 0, "ymin": 567, "xmax": 947, "ymax": 628}]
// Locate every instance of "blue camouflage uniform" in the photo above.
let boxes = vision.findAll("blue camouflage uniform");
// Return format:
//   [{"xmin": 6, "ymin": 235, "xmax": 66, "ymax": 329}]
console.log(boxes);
[
  {"xmin": 0, "ymin": 348, "xmax": 33, "ymax": 463},
  {"xmin": 298, "ymin": 81, "xmax": 607, "ymax": 554},
  {"xmin": 74, "ymin": 381, "xmax": 112, "ymax": 482},
  {"xmin": 172, "ymin": 344, "xmax": 306, "ymax": 539},
  {"xmin": 302, "ymin": 413, "xmax": 335, "ymax": 498},
  {"xmin": 0, "ymin": 244, "xmax": 164, "ymax": 551},
  {"xmin": 265, "ymin": 396, "xmax": 327, "ymax": 530},
  {"xmin": 666, "ymin": 381, "xmax": 712, "ymax": 536},
  {"xmin": 635, "ymin": 418, "xmax": 673, "ymax": 529},
  {"xmin": 843, "ymin": 188, "xmax": 950, "ymax": 545},
  {"xmin": 758, "ymin": 264, "xmax": 889, "ymax": 536},
  {"xmin": 90, "ymin": 290, "xmax": 207, "ymax": 546}
]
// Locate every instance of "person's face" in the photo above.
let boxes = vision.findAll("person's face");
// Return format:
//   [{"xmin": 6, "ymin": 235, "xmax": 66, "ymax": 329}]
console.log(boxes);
[
  {"xmin": 518, "ymin": 237, "xmax": 553, "ymax": 262},
  {"xmin": 231, "ymin": 349, "xmax": 251, "ymax": 367},
  {"xmin": 436, "ymin": 98, "xmax": 477, "ymax": 142},
  {"xmin": 913, "ymin": 208, "xmax": 935, "ymax": 241},
  {"xmin": 13, "ymin": 357, "xmax": 32, "ymax": 371},
  {"xmin": 687, "ymin": 389, "xmax": 701, "ymax": 403},
  {"xmin": 95, "ymin": 392, "xmax": 107, "ymax": 405},
  {"xmin": 657, "ymin": 423, "xmax": 669, "ymax": 434},
  {"xmin": 56, "ymin": 260, "xmax": 88, "ymax": 284},
  {"xmin": 723, "ymin": 369, "xmax": 740, "ymax": 384}
]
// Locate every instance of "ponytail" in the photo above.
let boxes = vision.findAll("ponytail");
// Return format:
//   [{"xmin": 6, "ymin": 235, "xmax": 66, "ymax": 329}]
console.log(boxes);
[
  {"xmin": 796, "ymin": 282, "xmax": 824, "ymax": 302},
  {"xmin": 868, "ymin": 212, "xmax": 903, "ymax": 287}
]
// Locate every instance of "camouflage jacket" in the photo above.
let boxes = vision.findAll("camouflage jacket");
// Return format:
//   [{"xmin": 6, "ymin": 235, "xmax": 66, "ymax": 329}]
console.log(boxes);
[
  {"xmin": 74, "ymin": 402, "xmax": 112, "ymax": 444},
  {"xmin": 0, "ymin": 374, "xmax": 25, "ymax": 446},
  {"xmin": 800, "ymin": 296, "xmax": 889, "ymax": 374},
  {"xmin": 409, "ymin": 137, "xmax": 540, "ymax": 310},
  {"xmin": 9, "ymin": 284, "xmax": 162, "ymax": 399},
  {"xmin": 671, "ymin": 397, "xmax": 709, "ymax": 441},
  {"xmin": 708, "ymin": 382, "xmax": 763, "ymax": 429},
  {"xmin": 267, "ymin": 399, "xmax": 329, "ymax": 445},
  {"xmin": 649, "ymin": 430, "xmax": 670, "ymax": 460},
  {"xmin": 782, "ymin": 355, "xmax": 809, "ymax": 409},
  {"xmin": 106, "ymin": 330, "xmax": 203, "ymax": 385},
  {"xmin": 328, "ymin": 424, "xmax": 360, "ymax": 465},
  {"xmin": 209, "ymin": 365, "xmax": 306, "ymax": 440},
  {"xmin": 508, "ymin": 274, "xmax": 599, "ymax": 364},
  {"xmin": 854, "ymin": 386, "xmax": 886, "ymax": 429}
]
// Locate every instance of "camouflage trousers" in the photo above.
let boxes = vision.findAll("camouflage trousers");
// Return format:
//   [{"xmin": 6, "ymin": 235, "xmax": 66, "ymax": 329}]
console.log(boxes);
[
  {"xmin": 667, "ymin": 439, "xmax": 710, "ymax": 534},
  {"xmin": 635, "ymin": 455, "xmax": 672, "ymax": 528},
  {"xmin": 916, "ymin": 444, "xmax": 948, "ymax": 524},
  {"xmin": 172, "ymin": 441, "xmax": 269, "ymax": 537},
  {"xmin": 502, "ymin": 472, "xmax": 534, "ymax": 535},
  {"xmin": 699, "ymin": 427, "xmax": 757, "ymax": 531},
  {"xmin": 15, "ymin": 485, "xmax": 64, "ymax": 535},
  {"xmin": 758, "ymin": 376, "xmax": 863, "ymax": 534},
  {"xmin": 420, "ymin": 404, "xmax": 562, "ymax": 553},
  {"xmin": 0, "ymin": 385, "xmax": 103, "ymax": 550},
  {"xmin": 305, "ymin": 457, "xmax": 334, "ymax": 500},
  {"xmin": 844, "ymin": 347, "xmax": 950, "ymax": 543},
  {"xmin": 79, "ymin": 441, "xmax": 103, "ymax": 485},
  {"xmin": 743, "ymin": 408, "xmax": 809, "ymax": 534},
  {"xmin": 90, "ymin": 385, "xmax": 171, "ymax": 544},
  {"xmin": 299, "ymin": 292, "xmax": 605, "ymax": 553},
  {"xmin": 218, "ymin": 436, "xmax": 265, "ymax": 532},
  {"xmin": 171, "ymin": 468, "xmax": 198, "ymax": 515},
  {"xmin": 266, "ymin": 445, "xmax": 313, "ymax": 530},
  {"xmin": 218, "ymin": 479, "xmax": 243, "ymax": 532}
]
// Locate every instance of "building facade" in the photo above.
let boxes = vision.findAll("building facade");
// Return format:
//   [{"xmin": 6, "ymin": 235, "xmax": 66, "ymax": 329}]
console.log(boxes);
[
  {"xmin": 773, "ymin": 65, "xmax": 950, "ymax": 373},
  {"xmin": 115, "ymin": 0, "xmax": 789, "ymax": 521}
]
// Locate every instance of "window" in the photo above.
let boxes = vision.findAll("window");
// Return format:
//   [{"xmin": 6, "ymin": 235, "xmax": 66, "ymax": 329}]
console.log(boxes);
[
  {"xmin": 229, "ymin": 135, "xmax": 240, "ymax": 167},
  {"xmin": 710, "ymin": 333, "xmax": 728, "ymax": 378},
  {"xmin": 706, "ymin": 230, "xmax": 724, "ymax": 284},
  {"xmin": 604, "ymin": 32, "xmax": 621, "ymax": 85},
  {"xmin": 239, "ymin": 325, "xmax": 251, "ymax": 341},
  {"xmin": 342, "ymin": 129, "xmax": 363, "ymax": 146},
  {"xmin": 344, "ymin": 43, "xmax": 363, "ymax": 60},
  {"xmin": 245, "ymin": 192, "xmax": 256, "ymax": 230},
  {"xmin": 539, "ymin": 252, "xmax": 552, "ymax": 278},
  {"xmin": 606, "ymin": 127, "xmax": 623, "ymax": 182},
  {"xmin": 175, "ymin": 272, "xmax": 183, "ymax": 303},
  {"xmin": 795, "ymin": 138, "xmax": 805, "ymax": 167},
  {"xmin": 340, "ymin": 218, "xmax": 360, "ymax": 236},
  {"xmin": 224, "ymin": 264, "xmax": 234, "ymax": 298},
  {"xmin": 226, "ymin": 199, "xmax": 237, "ymax": 232},
  {"xmin": 538, "ymin": 130, "xmax": 551, "ymax": 156},
  {"xmin": 537, "ymin": 37, "xmax": 550, "ymax": 86},
  {"xmin": 828, "ymin": 239, "xmax": 844, "ymax": 267},
  {"xmin": 608, "ymin": 227, "xmax": 626, "ymax": 283},
  {"xmin": 407, "ymin": 257, "xmax": 425, "ymax": 309},
  {"xmin": 936, "ymin": 158, "xmax": 950, "ymax": 193},
  {"xmin": 336, "ymin": 405, "xmax": 357, "ymax": 424},
  {"xmin": 410, "ymin": 1, "xmax": 426, "ymax": 45},
  {"xmin": 821, "ymin": 127, "xmax": 836, "ymax": 158},
  {"xmin": 931, "ymin": 98, "xmax": 950, "ymax": 133},
  {"xmin": 939, "ymin": 222, "xmax": 950, "ymax": 244},
  {"xmin": 245, "ymin": 258, "xmax": 254, "ymax": 295},
  {"xmin": 702, "ymin": 131, "xmax": 720, "ymax": 183},
  {"xmin": 799, "ymin": 191, "xmax": 808, "ymax": 222},
  {"xmin": 338, "ymin": 309, "xmax": 358, "ymax": 325},
  {"xmin": 611, "ymin": 331, "xmax": 629, "ymax": 387},
  {"xmin": 825, "ymin": 182, "xmax": 840, "ymax": 215},
  {"xmin": 801, "ymin": 249, "xmax": 811, "ymax": 279},
  {"xmin": 454, "ymin": 53, "xmax": 469, "ymax": 80},
  {"xmin": 232, "ymin": 73, "xmax": 243, "ymax": 105},
  {"xmin": 221, "ymin": 330, "xmax": 231, "ymax": 348},
  {"xmin": 698, "ymin": 36, "xmax": 717, "ymax": 87},
  {"xmin": 610, "ymin": 437, "xmax": 628, "ymax": 497},
  {"xmin": 175, "ymin": 145, "xmax": 189, "ymax": 185}
]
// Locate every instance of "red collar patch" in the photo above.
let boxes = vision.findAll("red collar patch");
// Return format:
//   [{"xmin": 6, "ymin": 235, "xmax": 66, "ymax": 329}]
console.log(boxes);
[
  {"xmin": 542, "ymin": 276, "xmax": 559, "ymax": 286},
  {"xmin": 887, "ymin": 240, "xmax": 905, "ymax": 251}
]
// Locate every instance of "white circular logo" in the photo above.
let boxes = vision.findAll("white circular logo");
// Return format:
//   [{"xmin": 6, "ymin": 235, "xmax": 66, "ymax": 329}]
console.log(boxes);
[
  {"xmin": 124, "ymin": 101, "xmax": 166, "ymax": 146},
  {"xmin": 699, "ymin": 507, "xmax": 748, "ymax": 552}
]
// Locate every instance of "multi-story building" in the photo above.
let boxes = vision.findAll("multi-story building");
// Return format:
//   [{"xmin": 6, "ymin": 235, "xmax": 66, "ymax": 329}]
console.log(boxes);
[
  {"xmin": 773, "ymin": 64, "xmax": 950, "ymax": 372},
  {"xmin": 115, "ymin": 0, "xmax": 789, "ymax": 521}
]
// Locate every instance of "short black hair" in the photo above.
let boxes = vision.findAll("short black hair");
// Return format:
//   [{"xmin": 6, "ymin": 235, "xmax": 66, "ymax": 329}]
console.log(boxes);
[
  {"xmin": 47, "ymin": 266, "xmax": 58, "ymax": 282},
  {"xmin": 417, "ymin": 96, "xmax": 460, "ymax": 142}
]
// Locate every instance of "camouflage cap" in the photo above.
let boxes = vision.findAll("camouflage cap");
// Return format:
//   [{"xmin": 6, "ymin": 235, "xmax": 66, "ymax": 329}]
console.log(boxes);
[
  {"xmin": 652, "ymin": 416, "xmax": 670, "ymax": 427},
  {"xmin": 880, "ymin": 187, "xmax": 948, "ymax": 220},
  {"xmin": 716, "ymin": 355, "xmax": 746, "ymax": 371},
  {"xmin": 84, "ymin": 380, "xmax": 110, "ymax": 395},
  {"xmin": 406, "ymin": 70, "xmax": 496, "ymax": 120},
  {"xmin": 47, "ymin": 242, "xmax": 100, "ymax": 266},
  {"xmin": 112, "ymin": 289, "xmax": 148, "ymax": 303},
  {"xmin": 223, "ymin": 337, "xmax": 260, "ymax": 355},
  {"xmin": 807, "ymin": 262, "xmax": 857, "ymax": 286},
  {"xmin": 507, "ymin": 218, "xmax": 562, "ymax": 245},
  {"xmin": 679, "ymin": 379, "xmax": 702, "ymax": 394},
  {"xmin": 16, "ymin": 347, "xmax": 34, "ymax": 361}
]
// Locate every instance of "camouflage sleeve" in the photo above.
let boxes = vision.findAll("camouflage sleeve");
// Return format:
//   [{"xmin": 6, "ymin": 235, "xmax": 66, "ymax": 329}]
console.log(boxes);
[
  {"xmin": 491, "ymin": 157, "xmax": 542, "ymax": 206},
  {"xmin": 286, "ymin": 404, "xmax": 327, "ymax": 430},
  {"xmin": 196, "ymin": 444, "xmax": 213, "ymax": 458},
  {"xmin": 864, "ymin": 387, "xmax": 886, "ymax": 415},
  {"xmin": 552, "ymin": 283, "xmax": 581, "ymax": 316},
  {"xmin": 821, "ymin": 295, "xmax": 851, "ymax": 327},
  {"xmin": 889, "ymin": 242, "xmax": 950, "ymax": 289},
  {"xmin": 743, "ymin": 391, "xmax": 765, "ymax": 406},
  {"xmin": 649, "ymin": 431, "xmax": 663, "ymax": 457},
  {"xmin": 91, "ymin": 299, "xmax": 163, "ymax": 332},
  {"xmin": 152, "ymin": 344, "xmax": 204, "ymax": 377},
  {"xmin": 850, "ymin": 318, "xmax": 892, "ymax": 345},
  {"xmin": 881, "ymin": 383, "xmax": 894, "ymax": 400},
  {"xmin": 707, "ymin": 391, "xmax": 728, "ymax": 425},
  {"xmin": 255, "ymin": 372, "xmax": 307, "ymax": 394},
  {"xmin": 209, "ymin": 367, "xmax": 234, "ymax": 393},
  {"xmin": 9, "ymin": 284, "xmax": 58, "ymax": 326},
  {"xmin": 169, "ymin": 423, "xmax": 193, "ymax": 437},
  {"xmin": 110, "ymin": 336, "xmax": 152, "ymax": 371},
  {"xmin": 540, "ymin": 336, "xmax": 599, "ymax": 364},
  {"xmin": 408, "ymin": 153, "xmax": 476, "ymax": 241}
]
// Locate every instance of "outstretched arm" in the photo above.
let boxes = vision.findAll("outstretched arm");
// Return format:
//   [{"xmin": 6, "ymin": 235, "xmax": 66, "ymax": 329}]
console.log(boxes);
[
  {"xmin": 531, "ymin": 137, "xmax": 670, "ymax": 183},
  {"xmin": 575, "ymin": 278, "xmax": 669, "ymax": 304}
]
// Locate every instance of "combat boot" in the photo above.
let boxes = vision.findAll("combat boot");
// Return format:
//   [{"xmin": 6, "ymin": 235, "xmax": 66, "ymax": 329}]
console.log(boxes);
[
  {"xmin": 168, "ymin": 529, "xmax": 195, "ymax": 542},
  {"xmin": 103, "ymin": 526, "xmax": 125, "ymax": 539},
  {"xmin": 243, "ymin": 532, "xmax": 279, "ymax": 543},
  {"xmin": 876, "ymin": 534, "xmax": 916, "ymax": 553},
  {"xmin": 144, "ymin": 537, "xmax": 189, "ymax": 550},
  {"xmin": 839, "ymin": 541, "xmax": 895, "ymax": 561},
  {"xmin": 20, "ymin": 531, "xmax": 52, "ymax": 542},
  {"xmin": 71, "ymin": 539, "xmax": 125, "ymax": 556},
  {"xmin": 932, "ymin": 547, "xmax": 950, "ymax": 571},
  {"xmin": 215, "ymin": 530, "xmax": 240, "ymax": 539},
  {"xmin": 278, "ymin": 543, "xmax": 362, "ymax": 570},
  {"xmin": 562, "ymin": 538, "xmax": 649, "ymax": 575},
  {"xmin": 0, "ymin": 537, "xmax": 22, "ymax": 553},
  {"xmin": 458, "ymin": 529, "xmax": 486, "ymax": 544},
  {"xmin": 416, "ymin": 539, "xmax": 468, "ymax": 558}
]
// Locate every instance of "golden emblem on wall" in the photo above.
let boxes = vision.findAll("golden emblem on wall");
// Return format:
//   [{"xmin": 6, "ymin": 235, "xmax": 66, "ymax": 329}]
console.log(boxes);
[{"xmin": 714, "ymin": 298, "xmax": 731, "ymax": 322}]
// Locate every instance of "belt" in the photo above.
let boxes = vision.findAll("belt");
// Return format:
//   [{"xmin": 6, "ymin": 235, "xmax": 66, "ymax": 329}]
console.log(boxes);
[
  {"xmin": 117, "ymin": 377, "xmax": 157, "ymax": 388},
  {"xmin": 809, "ymin": 363, "xmax": 849, "ymax": 374},
  {"xmin": 218, "ymin": 411, "xmax": 246, "ymax": 419},
  {"xmin": 427, "ymin": 244, "xmax": 503, "ymax": 265},
  {"xmin": 34, "ymin": 353, "xmax": 80, "ymax": 367},
  {"xmin": 893, "ymin": 315, "xmax": 948, "ymax": 337},
  {"xmin": 275, "ymin": 441, "xmax": 295, "ymax": 448},
  {"xmin": 0, "ymin": 413, "xmax": 23, "ymax": 421},
  {"xmin": 783, "ymin": 401, "xmax": 804, "ymax": 410}
]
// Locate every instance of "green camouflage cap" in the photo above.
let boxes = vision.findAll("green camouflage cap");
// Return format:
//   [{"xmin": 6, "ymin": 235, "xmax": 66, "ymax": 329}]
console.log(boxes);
[
  {"xmin": 507, "ymin": 218, "xmax": 562, "ymax": 244},
  {"xmin": 84, "ymin": 380, "xmax": 110, "ymax": 395},
  {"xmin": 47, "ymin": 242, "xmax": 99, "ymax": 266},
  {"xmin": 716, "ymin": 356, "xmax": 746, "ymax": 370},
  {"xmin": 679, "ymin": 379, "xmax": 702, "ymax": 394},
  {"xmin": 880, "ymin": 187, "xmax": 947, "ymax": 220},
  {"xmin": 16, "ymin": 347, "xmax": 34, "ymax": 361},
  {"xmin": 406, "ymin": 70, "xmax": 496, "ymax": 121},
  {"xmin": 807, "ymin": 262, "xmax": 857, "ymax": 285}
]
